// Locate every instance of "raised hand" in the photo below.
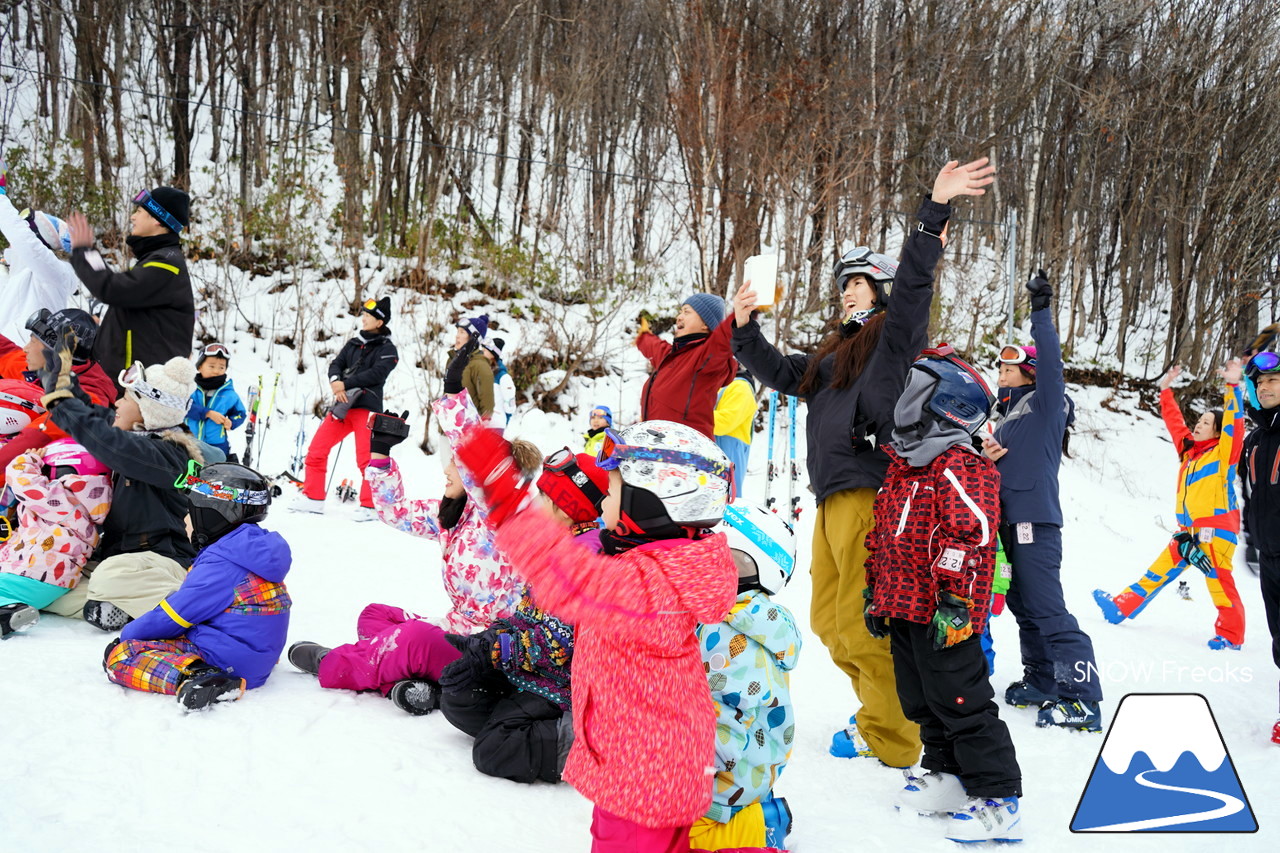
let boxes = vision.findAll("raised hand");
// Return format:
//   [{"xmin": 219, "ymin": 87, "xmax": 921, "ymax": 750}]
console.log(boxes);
[
  {"xmin": 931, "ymin": 157, "xmax": 996, "ymax": 205},
  {"xmin": 1026, "ymin": 269, "xmax": 1052, "ymax": 312},
  {"xmin": 67, "ymin": 212, "xmax": 94, "ymax": 249},
  {"xmin": 1159, "ymin": 364, "xmax": 1182, "ymax": 391},
  {"xmin": 732, "ymin": 282, "xmax": 759, "ymax": 328},
  {"xmin": 1221, "ymin": 358, "xmax": 1243, "ymax": 385}
]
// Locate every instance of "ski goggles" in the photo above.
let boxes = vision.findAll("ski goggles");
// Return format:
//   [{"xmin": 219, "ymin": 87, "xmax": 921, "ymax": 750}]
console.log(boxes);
[
  {"xmin": 998, "ymin": 344, "xmax": 1036, "ymax": 367},
  {"xmin": 200, "ymin": 342, "xmax": 230, "ymax": 359},
  {"xmin": 361, "ymin": 297, "xmax": 387, "ymax": 319},
  {"xmin": 595, "ymin": 429, "xmax": 732, "ymax": 481},
  {"xmin": 119, "ymin": 361, "xmax": 192, "ymax": 412},
  {"xmin": 543, "ymin": 447, "xmax": 607, "ymax": 508},
  {"xmin": 132, "ymin": 189, "xmax": 184, "ymax": 233},
  {"xmin": 1246, "ymin": 351, "xmax": 1280, "ymax": 376},
  {"xmin": 24, "ymin": 308, "xmax": 59, "ymax": 347},
  {"xmin": 173, "ymin": 461, "xmax": 270, "ymax": 504}
]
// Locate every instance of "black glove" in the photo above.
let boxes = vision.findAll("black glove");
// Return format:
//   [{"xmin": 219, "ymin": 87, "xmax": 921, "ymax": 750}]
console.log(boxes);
[
  {"xmin": 38, "ymin": 325, "xmax": 90, "ymax": 409},
  {"xmin": 367, "ymin": 410, "xmax": 411, "ymax": 456},
  {"xmin": 863, "ymin": 587, "xmax": 888, "ymax": 639},
  {"xmin": 931, "ymin": 591, "xmax": 975, "ymax": 650},
  {"xmin": 443, "ymin": 338, "xmax": 478, "ymax": 395},
  {"xmin": 1173, "ymin": 531, "xmax": 1215, "ymax": 576},
  {"xmin": 438, "ymin": 628, "xmax": 504, "ymax": 695},
  {"xmin": 1026, "ymin": 268, "xmax": 1052, "ymax": 312}
]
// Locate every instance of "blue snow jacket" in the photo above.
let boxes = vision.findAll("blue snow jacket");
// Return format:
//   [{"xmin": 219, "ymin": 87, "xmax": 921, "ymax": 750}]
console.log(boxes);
[
  {"xmin": 185, "ymin": 379, "xmax": 247, "ymax": 452},
  {"xmin": 991, "ymin": 306, "xmax": 1074, "ymax": 526},
  {"xmin": 120, "ymin": 523, "xmax": 292, "ymax": 688}
]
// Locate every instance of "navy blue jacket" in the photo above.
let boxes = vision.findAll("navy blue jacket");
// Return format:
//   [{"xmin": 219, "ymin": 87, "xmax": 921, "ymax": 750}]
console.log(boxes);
[
  {"xmin": 732, "ymin": 197, "xmax": 950, "ymax": 502},
  {"xmin": 120, "ymin": 523, "xmax": 292, "ymax": 688},
  {"xmin": 991, "ymin": 306, "xmax": 1070, "ymax": 526}
]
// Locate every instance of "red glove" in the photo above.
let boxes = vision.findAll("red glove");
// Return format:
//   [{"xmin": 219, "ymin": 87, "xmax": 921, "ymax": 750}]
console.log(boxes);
[
  {"xmin": 454, "ymin": 423, "xmax": 532, "ymax": 527},
  {"xmin": 991, "ymin": 592, "xmax": 1006, "ymax": 616}
]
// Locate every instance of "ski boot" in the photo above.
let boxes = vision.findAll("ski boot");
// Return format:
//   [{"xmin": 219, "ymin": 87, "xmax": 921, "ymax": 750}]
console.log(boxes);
[
  {"xmin": 1004, "ymin": 680, "xmax": 1056, "ymax": 708},
  {"xmin": 1036, "ymin": 698, "xmax": 1102, "ymax": 732},
  {"xmin": 83, "ymin": 600, "xmax": 133, "ymax": 632},
  {"xmin": 389, "ymin": 679, "xmax": 440, "ymax": 715},
  {"xmin": 289, "ymin": 496, "xmax": 326, "ymax": 514},
  {"xmin": 287, "ymin": 641, "xmax": 331, "ymax": 675},
  {"xmin": 830, "ymin": 715, "xmax": 876, "ymax": 759},
  {"xmin": 946, "ymin": 796, "xmax": 1022, "ymax": 843},
  {"xmin": 352, "ymin": 506, "xmax": 377, "ymax": 523},
  {"xmin": 0, "ymin": 603, "xmax": 38, "ymax": 638},
  {"xmin": 894, "ymin": 768, "xmax": 969, "ymax": 815},
  {"xmin": 1091, "ymin": 589, "xmax": 1128, "ymax": 624},
  {"xmin": 176, "ymin": 665, "xmax": 246, "ymax": 710},
  {"xmin": 759, "ymin": 794, "xmax": 792, "ymax": 847},
  {"xmin": 1177, "ymin": 581, "xmax": 1192, "ymax": 600},
  {"xmin": 1207, "ymin": 635, "xmax": 1243, "ymax": 651}
]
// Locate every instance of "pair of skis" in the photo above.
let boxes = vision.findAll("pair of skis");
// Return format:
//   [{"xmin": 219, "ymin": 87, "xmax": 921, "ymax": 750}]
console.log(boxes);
[
  {"xmin": 764, "ymin": 391, "xmax": 800, "ymax": 522},
  {"xmin": 243, "ymin": 373, "xmax": 280, "ymax": 468}
]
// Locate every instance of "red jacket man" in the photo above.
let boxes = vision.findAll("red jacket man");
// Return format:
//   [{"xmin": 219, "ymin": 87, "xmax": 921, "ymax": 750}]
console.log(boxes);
[{"xmin": 635, "ymin": 293, "xmax": 736, "ymax": 438}]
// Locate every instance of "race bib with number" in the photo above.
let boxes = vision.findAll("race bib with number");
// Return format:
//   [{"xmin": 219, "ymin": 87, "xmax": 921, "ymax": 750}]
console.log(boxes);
[
  {"xmin": 1017, "ymin": 522, "xmax": 1034, "ymax": 545},
  {"xmin": 935, "ymin": 548, "xmax": 966, "ymax": 574}
]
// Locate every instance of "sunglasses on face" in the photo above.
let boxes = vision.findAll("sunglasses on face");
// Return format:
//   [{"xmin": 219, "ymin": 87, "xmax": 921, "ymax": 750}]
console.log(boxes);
[{"xmin": 132, "ymin": 189, "xmax": 184, "ymax": 233}]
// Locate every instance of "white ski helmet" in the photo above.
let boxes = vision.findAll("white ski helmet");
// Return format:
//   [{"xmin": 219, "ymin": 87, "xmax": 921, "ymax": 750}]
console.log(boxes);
[
  {"xmin": 604, "ymin": 419, "xmax": 731, "ymax": 530},
  {"xmin": 833, "ymin": 245, "xmax": 898, "ymax": 305},
  {"xmin": 719, "ymin": 501, "xmax": 797, "ymax": 595}
]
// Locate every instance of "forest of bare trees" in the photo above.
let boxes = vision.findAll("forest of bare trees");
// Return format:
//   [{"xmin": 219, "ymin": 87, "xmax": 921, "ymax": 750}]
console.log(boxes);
[{"xmin": 2, "ymin": 0, "xmax": 1278, "ymax": 378}]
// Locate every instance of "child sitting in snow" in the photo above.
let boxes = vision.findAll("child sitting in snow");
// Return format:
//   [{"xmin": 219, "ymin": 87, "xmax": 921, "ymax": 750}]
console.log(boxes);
[
  {"xmin": 863, "ymin": 346, "xmax": 1022, "ymax": 843},
  {"xmin": 185, "ymin": 342, "xmax": 247, "ymax": 462},
  {"xmin": 285, "ymin": 392, "xmax": 542, "ymax": 713},
  {"xmin": 690, "ymin": 502, "xmax": 802, "ymax": 853},
  {"xmin": 103, "ymin": 463, "xmax": 291, "ymax": 710},
  {"xmin": 0, "ymin": 440, "xmax": 113, "ymax": 638},
  {"xmin": 635, "ymin": 294, "xmax": 737, "ymax": 438},
  {"xmin": 455, "ymin": 419, "xmax": 738, "ymax": 849}
]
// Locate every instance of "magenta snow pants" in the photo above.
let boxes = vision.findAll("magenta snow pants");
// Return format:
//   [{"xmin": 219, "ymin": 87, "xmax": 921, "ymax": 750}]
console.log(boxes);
[
  {"xmin": 318, "ymin": 603, "xmax": 462, "ymax": 695},
  {"xmin": 590, "ymin": 806, "xmax": 691, "ymax": 853}
]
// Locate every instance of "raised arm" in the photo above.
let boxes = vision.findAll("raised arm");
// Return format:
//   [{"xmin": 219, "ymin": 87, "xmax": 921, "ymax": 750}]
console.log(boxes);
[{"xmin": 1218, "ymin": 359, "xmax": 1245, "ymax": 468}]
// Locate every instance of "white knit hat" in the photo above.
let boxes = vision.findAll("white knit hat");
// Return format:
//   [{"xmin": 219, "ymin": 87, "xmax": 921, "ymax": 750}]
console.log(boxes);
[{"xmin": 121, "ymin": 357, "xmax": 196, "ymax": 430}]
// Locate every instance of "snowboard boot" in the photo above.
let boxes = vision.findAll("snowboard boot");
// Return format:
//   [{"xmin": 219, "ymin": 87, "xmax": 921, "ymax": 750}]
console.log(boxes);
[
  {"xmin": 83, "ymin": 600, "xmax": 133, "ymax": 632},
  {"xmin": 1207, "ymin": 635, "xmax": 1243, "ymax": 650},
  {"xmin": 389, "ymin": 679, "xmax": 440, "ymax": 715},
  {"xmin": 1004, "ymin": 680, "xmax": 1056, "ymax": 708},
  {"xmin": 287, "ymin": 641, "xmax": 331, "ymax": 675},
  {"xmin": 894, "ymin": 768, "xmax": 969, "ymax": 815},
  {"xmin": 1036, "ymin": 698, "xmax": 1102, "ymax": 732},
  {"xmin": 945, "ymin": 796, "xmax": 1022, "ymax": 843},
  {"xmin": 0, "ymin": 603, "xmax": 38, "ymax": 638},
  {"xmin": 176, "ymin": 665, "xmax": 246, "ymax": 710},
  {"xmin": 829, "ymin": 715, "xmax": 876, "ymax": 759}
]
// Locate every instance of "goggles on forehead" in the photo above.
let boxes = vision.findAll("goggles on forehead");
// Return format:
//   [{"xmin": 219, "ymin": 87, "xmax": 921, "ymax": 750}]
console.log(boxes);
[
  {"xmin": 201, "ymin": 342, "xmax": 230, "ymax": 358},
  {"xmin": 595, "ymin": 429, "xmax": 732, "ymax": 481},
  {"xmin": 173, "ymin": 460, "xmax": 270, "ymax": 504},
  {"xmin": 362, "ymin": 298, "xmax": 379, "ymax": 312},
  {"xmin": 119, "ymin": 362, "xmax": 191, "ymax": 413},
  {"xmin": 543, "ymin": 447, "xmax": 607, "ymax": 507},
  {"xmin": 24, "ymin": 308, "xmax": 59, "ymax": 347},
  {"xmin": 998, "ymin": 345, "xmax": 1035, "ymax": 367},
  {"xmin": 132, "ymin": 189, "xmax": 184, "ymax": 233},
  {"xmin": 1247, "ymin": 351, "xmax": 1280, "ymax": 376}
]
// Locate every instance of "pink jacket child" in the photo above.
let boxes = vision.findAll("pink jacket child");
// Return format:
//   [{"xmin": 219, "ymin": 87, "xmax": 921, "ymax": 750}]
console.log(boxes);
[
  {"xmin": 286, "ymin": 391, "xmax": 542, "ymax": 704},
  {"xmin": 0, "ymin": 440, "xmax": 112, "ymax": 627},
  {"xmin": 456, "ymin": 419, "xmax": 738, "ymax": 851}
]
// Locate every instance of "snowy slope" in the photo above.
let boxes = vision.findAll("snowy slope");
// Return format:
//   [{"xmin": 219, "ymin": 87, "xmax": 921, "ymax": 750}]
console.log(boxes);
[{"xmin": 3, "ymin": 379, "xmax": 1279, "ymax": 852}]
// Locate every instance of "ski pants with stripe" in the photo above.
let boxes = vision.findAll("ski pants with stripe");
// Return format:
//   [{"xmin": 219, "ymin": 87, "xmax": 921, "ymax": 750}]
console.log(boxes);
[{"xmin": 1121, "ymin": 532, "xmax": 1244, "ymax": 646}]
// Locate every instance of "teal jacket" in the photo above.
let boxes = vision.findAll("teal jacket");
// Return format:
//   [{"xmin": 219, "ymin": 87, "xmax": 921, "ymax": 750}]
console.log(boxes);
[{"xmin": 697, "ymin": 589, "xmax": 801, "ymax": 823}]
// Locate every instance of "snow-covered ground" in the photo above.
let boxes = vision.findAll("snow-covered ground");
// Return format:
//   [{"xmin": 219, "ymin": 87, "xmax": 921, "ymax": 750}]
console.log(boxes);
[{"xmin": 4, "ymin": 371, "xmax": 1278, "ymax": 851}]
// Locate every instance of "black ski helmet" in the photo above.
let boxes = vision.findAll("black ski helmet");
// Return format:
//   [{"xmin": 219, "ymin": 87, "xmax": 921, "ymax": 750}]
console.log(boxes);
[
  {"xmin": 186, "ymin": 462, "xmax": 271, "ymax": 549},
  {"xmin": 25, "ymin": 307, "xmax": 99, "ymax": 364}
]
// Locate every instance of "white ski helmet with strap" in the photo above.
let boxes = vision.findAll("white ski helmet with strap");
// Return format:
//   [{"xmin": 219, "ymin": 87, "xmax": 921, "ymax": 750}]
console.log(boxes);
[
  {"xmin": 834, "ymin": 245, "xmax": 898, "ymax": 305},
  {"xmin": 604, "ymin": 420, "xmax": 731, "ymax": 529},
  {"xmin": 719, "ymin": 501, "xmax": 797, "ymax": 595}
]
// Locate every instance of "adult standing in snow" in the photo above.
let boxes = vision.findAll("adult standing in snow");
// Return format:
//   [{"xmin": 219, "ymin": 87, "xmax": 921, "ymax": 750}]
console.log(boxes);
[
  {"xmin": 634, "ymin": 293, "xmax": 736, "ymax": 438},
  {"xmin": 981, "ymin": 270, "xmax": 1102, "ymax": 731},
  {"xmin": 1093, "ymin": 360, "xmax": 1246, "ymax": 650},
  {"xmin": 731, "ymin": 157, "xmax": 995, "ymax": 769},
  {"xmin": 480, "ymin": 335, "xmax": 517, "ymax": 426},
  {"xmin": 1239, "ymin": 349, "xmax": 1280, "ymax": 745},
  {"xmin": 444, "ymin": 315, "xmax": 494, "ymax": 421},
  {"xmin": 296, "ymin": 296, "xmax": 399, "ymax": 521},
  {"xmin": 65, "ymin": 187, "xmax": 194, "ymax": 392}
]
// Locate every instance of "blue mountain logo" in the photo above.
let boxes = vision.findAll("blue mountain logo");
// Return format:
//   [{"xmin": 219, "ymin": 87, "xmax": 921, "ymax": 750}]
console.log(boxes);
[{"xmin": 1071, "ymin": 693, "xmax": 1257, "ymax": 832}]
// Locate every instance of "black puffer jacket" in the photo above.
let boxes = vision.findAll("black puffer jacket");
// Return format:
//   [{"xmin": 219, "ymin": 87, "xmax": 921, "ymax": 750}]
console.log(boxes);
[
  {"xmin": 49, "ymin": 397, "xmax": 201, "ymax": 567},
  {"xmin": 731, "ymin": 196, "xmax": 950, "ymax": 503},
  {"xmin": 327, "ymin": 330, "xmax": 400, "ymax": 412},
  {"xmin": 1243, "ymin": 402, "xmax": 1280, "ymax": 557},
  {"xmin": 71, "ymin": 232, "xmax": 194, "ymax": 388}
]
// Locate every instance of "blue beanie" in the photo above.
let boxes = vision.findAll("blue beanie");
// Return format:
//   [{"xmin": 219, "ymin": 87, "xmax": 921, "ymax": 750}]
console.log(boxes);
[
  {"xmin": 683, "ymin": 293, "xmax": 725, "ymax": 332},
  {"xmin": 591, "ymin": 404, "xmax": 613, "ymax": 426}
]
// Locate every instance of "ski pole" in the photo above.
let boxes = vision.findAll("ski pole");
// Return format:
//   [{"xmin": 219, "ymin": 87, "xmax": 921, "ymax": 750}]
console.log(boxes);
[
  {"xmin": 765, "ymin": 391, "xmax": 778, "ymax": 511},
  {"xmin": 326, "ymin": 437, "xmax": 346, "ymax": 492}
]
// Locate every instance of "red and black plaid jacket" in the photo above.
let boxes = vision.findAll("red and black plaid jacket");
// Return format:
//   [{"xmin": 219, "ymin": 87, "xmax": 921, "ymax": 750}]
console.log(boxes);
[{"xmin": 866, "ymin": 444, "xmax": 1000, "ymax": 633}]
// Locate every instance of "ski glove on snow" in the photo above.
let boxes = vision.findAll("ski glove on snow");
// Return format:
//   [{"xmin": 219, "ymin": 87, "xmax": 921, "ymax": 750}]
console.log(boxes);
[
  {"xmin": 439, "ymin": 629, "xmax": 505, "ymax": 695},
  {"xmin": 454, "ymin": 424, "xmax": 534, "ymax": 527},
  {"xmin": 931, "ymin": 592, "xmax": 975, "ymax": 650},
  {"xmin": 1026, "ymin": 269, "xmax": 1052, "ymax": 312},
  {"xmin": 863, "ymin": 587, "xmax": 888, "ymax": 639},
  {"xmin": 367, "ymin": 410, "xmax": 410, "ymax": 455},
  {"xmin": 1173, "ymin": 531, "xmax": 1215, "ymax": 576},
  {"xmin": 443, "ymin": 339, "xmax": 478, "ymax": 395},
  {"xmin": 38, "ymin": 326, "xmax": 89, "ymax": 410}
]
